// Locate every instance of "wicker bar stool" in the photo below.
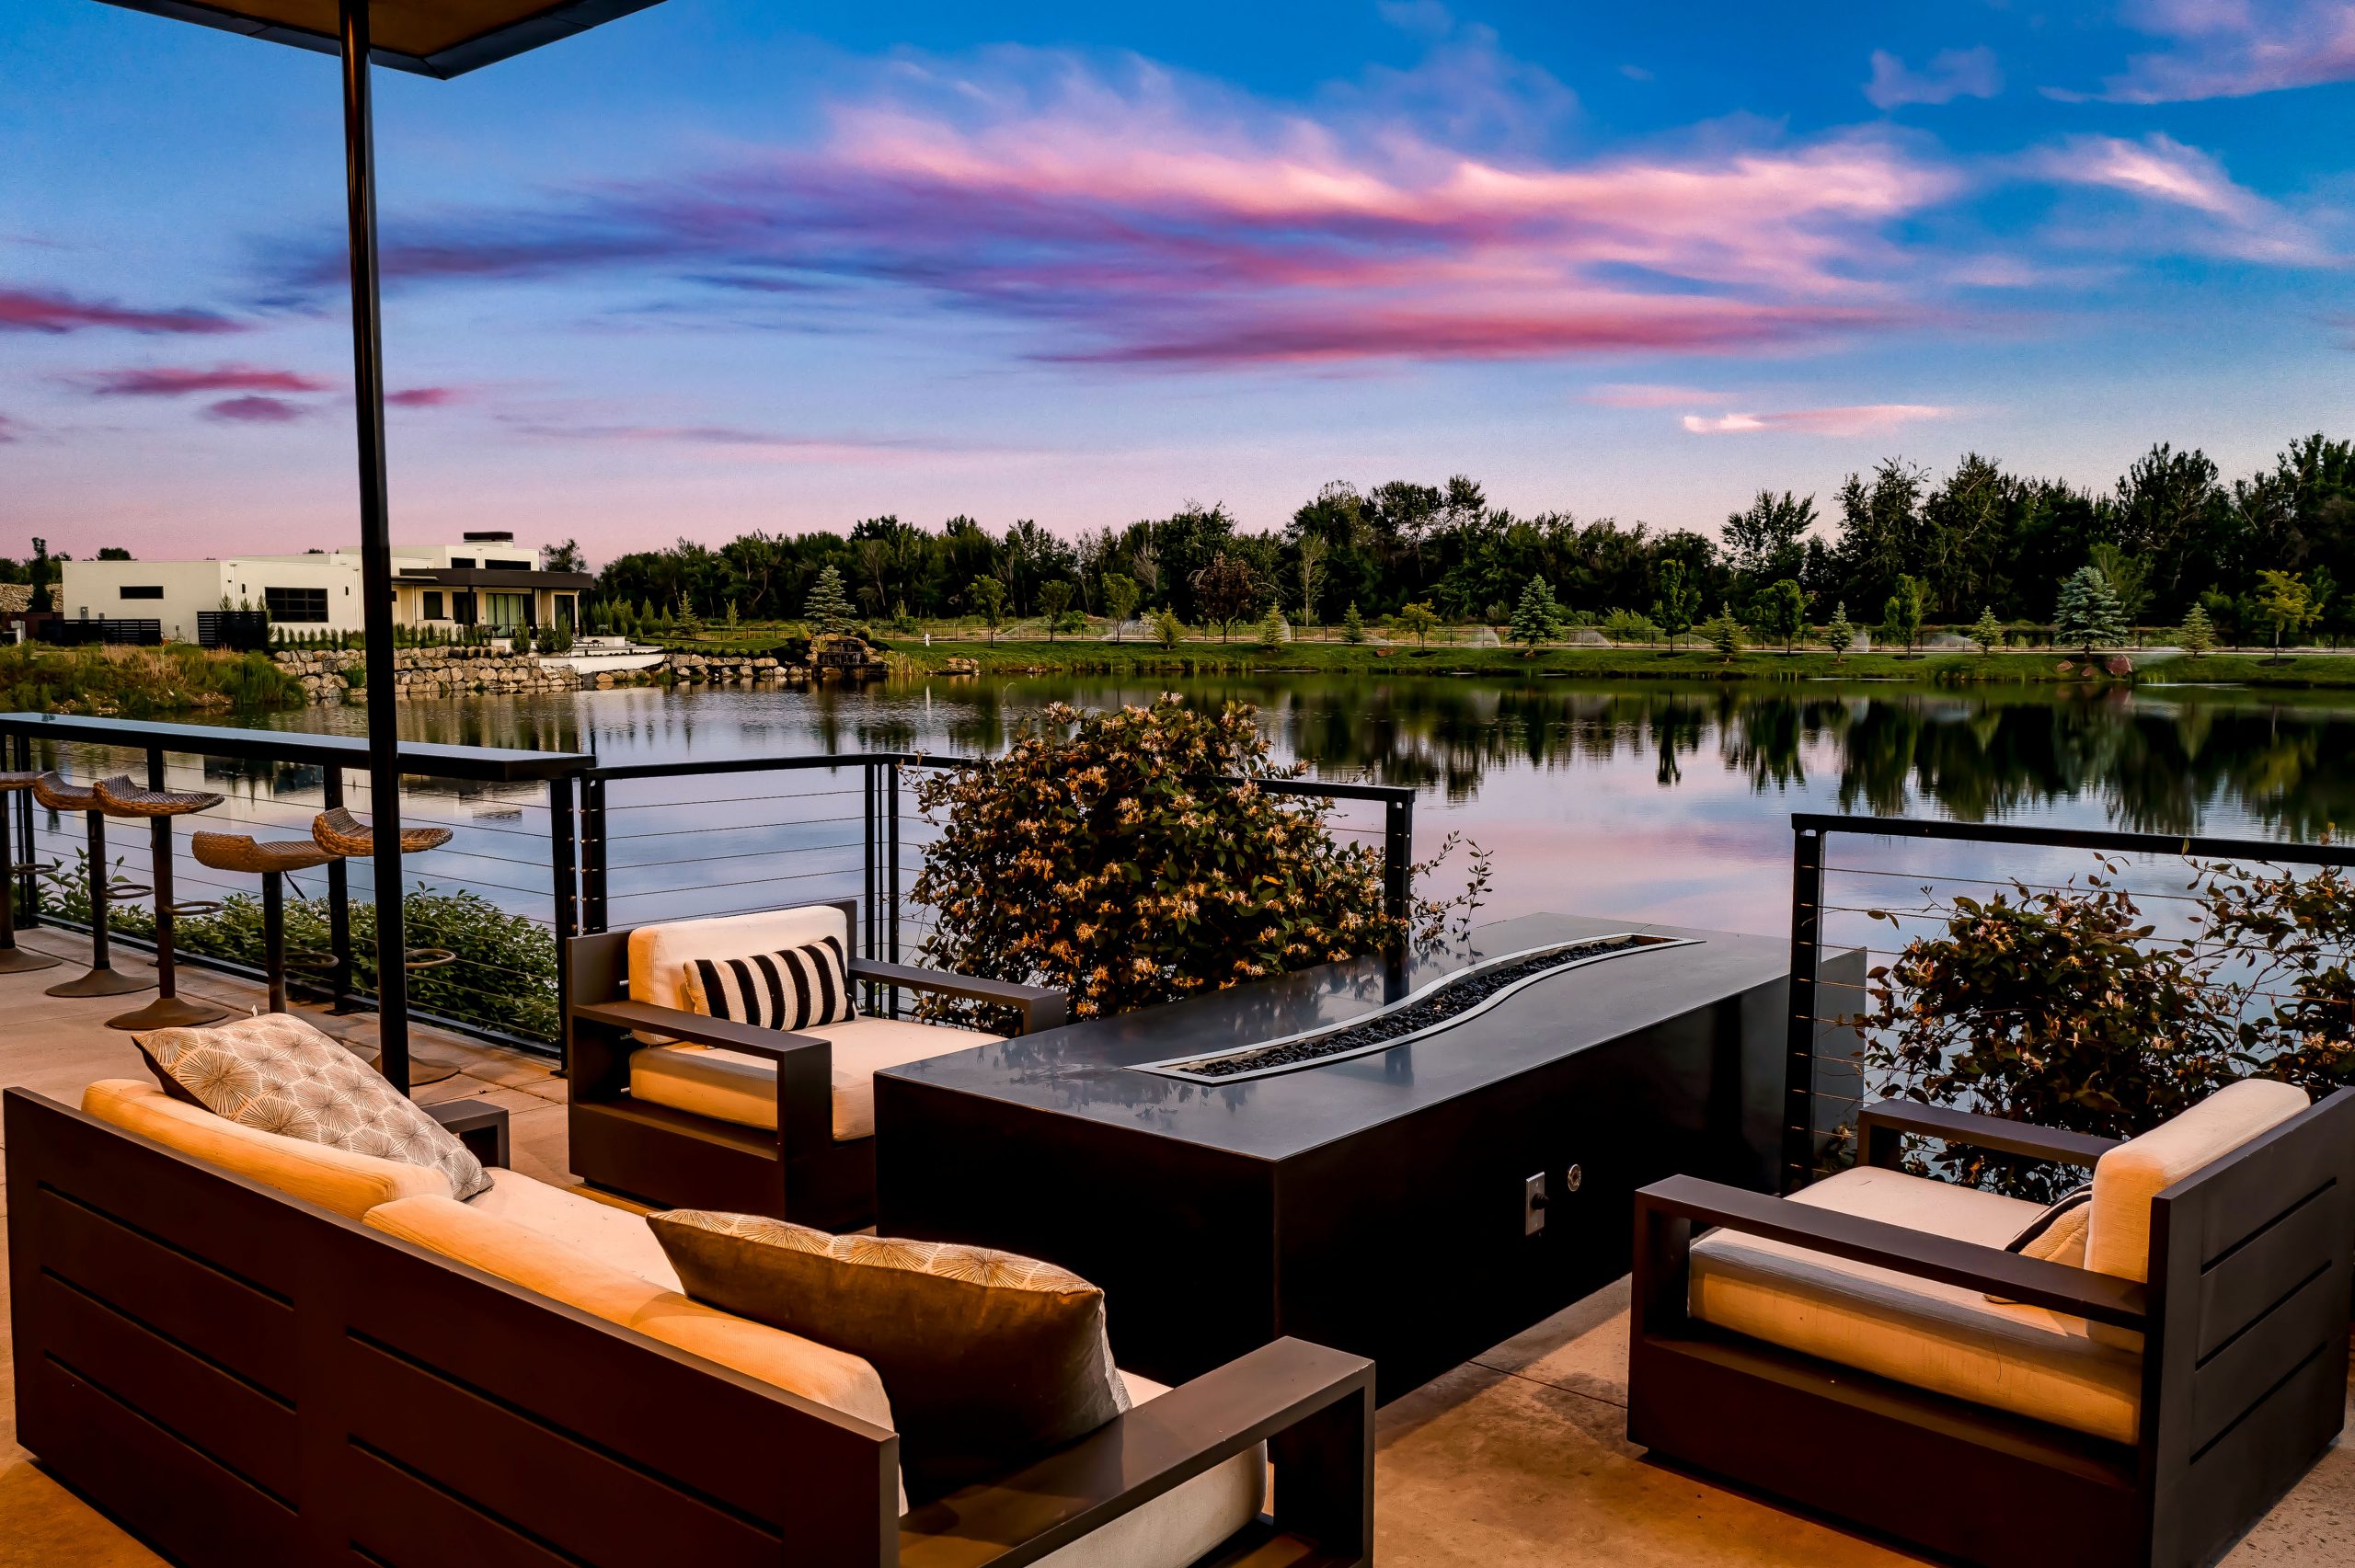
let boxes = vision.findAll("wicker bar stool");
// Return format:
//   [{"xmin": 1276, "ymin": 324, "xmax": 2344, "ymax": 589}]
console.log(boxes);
[
  {"xmin": 0, "ymin": 773, "xmax": 60, "ymax": 975},
  {"xmin": 32, "ymin": 772, "xmax": 155, "ymax": 1000},
  {"xmin": 96, "ymin": 773, "xmax": 230, "ymax": 1030},
  {"xmin": 190, "ymin": 833, "xmax": 333, "ymax": 1014},
  {"xmin": 313, "ymin": 806, "xmax": 463, "ymax": 1085}
]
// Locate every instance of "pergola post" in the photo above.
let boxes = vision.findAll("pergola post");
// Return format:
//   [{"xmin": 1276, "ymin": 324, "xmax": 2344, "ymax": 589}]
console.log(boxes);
[{"xmin": 338, "ymin": 0, "xmax": 411, "ymax": 1093}]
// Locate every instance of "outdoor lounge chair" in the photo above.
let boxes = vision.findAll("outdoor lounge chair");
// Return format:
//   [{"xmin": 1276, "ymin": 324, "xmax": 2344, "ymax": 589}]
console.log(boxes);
[
  {"xmin": 1627, "ymin": 1082, "xmax": 2355, "ymax": 1568},
  {"xmin": 566, "ymin": 899, "xmax": 1066, "ymax": 1230},
  {"xmin": 6, "ymin": 1079, "xmax": 1373, "ymax": 1568}
]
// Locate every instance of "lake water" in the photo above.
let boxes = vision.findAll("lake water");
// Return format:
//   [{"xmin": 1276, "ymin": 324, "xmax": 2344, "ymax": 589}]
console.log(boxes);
[{"xmin": 246, "ymin": 673, "xmax": 2355, "ymax": 948}]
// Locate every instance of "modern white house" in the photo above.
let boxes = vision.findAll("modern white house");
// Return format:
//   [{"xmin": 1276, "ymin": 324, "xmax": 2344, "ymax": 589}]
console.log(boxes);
[{"xmin": 59, "ymin": 532, "xmax": 592, "ymax": 643}]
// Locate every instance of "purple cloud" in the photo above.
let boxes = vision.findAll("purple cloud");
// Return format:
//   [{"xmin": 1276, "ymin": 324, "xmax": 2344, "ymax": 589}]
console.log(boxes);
[
  {"xmin": 77, "ymin": 363, "xmax": 329, "ymax": 397},
  {"xmin": 1865, "ymin": 47, "xmax": 2003, "ymax": 109},
  {"xmin": 0, "ymin": 285, "xmax": 242, "ymax": 336},
  {"xmin": 2067, "ymin": 1, "xmax": 2355, "ymax": 102},
  {"xmin": 205, "ymin": 395, "xmax": 308, "ymax": 423}
]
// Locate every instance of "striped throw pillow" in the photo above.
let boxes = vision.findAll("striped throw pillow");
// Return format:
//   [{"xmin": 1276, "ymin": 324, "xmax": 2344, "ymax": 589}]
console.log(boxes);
[{"xmin": 680, "ymin": 938, "xmax": 856, "ymax": 1033}]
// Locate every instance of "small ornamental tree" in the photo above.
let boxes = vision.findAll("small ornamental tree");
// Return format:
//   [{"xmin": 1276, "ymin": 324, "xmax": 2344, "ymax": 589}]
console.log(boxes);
[
  {"xmin": 1970, "ymin": 606, "xmax": 2004, "ymax": 654},
  {"xmin": 804, "ymin": 566, "xmax": 857, "ymax": 636},
  {"xmin": 1603, "ymin": 607, "xmax": 1657, "ymax": 647},
  {"xmin": 1340, "ymin": 602, "xmax": 1367, "ymax": 644},
  {"xmin": 910, "ymin": 698, "xmax": 1407, "ymax": 1019},
  {"xmin": 1822, "ymin": 601, "xmax": 1856, "ymax": 659},
  {"xmin": 1395, "ymin": 601, "xmax": 1441, "ymax": 646},
  {"xmin": 1257, "ymin": 605, "xmax": 1287, "ymax": 647},
  {"xmin": 1190, "ymin": 551, "xmax": 1258, "ymax": 641},
  {"xmin": 1758, "ymin": 578, "xmax": 1807, "ymax": 653},
  {"xmin": 1103, "ymin": 574, "xmax": 1142, "ymax": 641},
  {"xmin": 1703, "ymin": 605, "xmax": 1743, "ymax": 661},
  {"xmin": 969, "ymin": 575, "xmax": 1008, "ymax": 644},
  {"xmin": 1881, "ymin": 574, "xmax": 1927, "ymax": 653},
  {"xmin": 1509, "ymin": 576, "xmax": 1559, "ymax": 648},
  {"xmin": 2177, "ymin": 602, "xmax": 2217, "ymax": 658},
  {"xmin": 1652, "ymin": 559, "xmax": 1699, "ymax": 650},
  {"xmin": 1152, "ymin": 608, "xmax": 1185, "ymax": 648},
  {"xmin": 1038, "ymin": 579, "xmax": 1074, "ymax": 642},
  {"xmin": 2255, "ymin": 568, "xmax": 2319, "ymax": 653},
  {"xmin": 2055, "ymin": 565, "xmax": 2129, "ymax": 657}
]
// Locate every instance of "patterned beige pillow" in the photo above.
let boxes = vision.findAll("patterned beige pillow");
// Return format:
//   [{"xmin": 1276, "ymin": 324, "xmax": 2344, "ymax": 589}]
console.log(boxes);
[
  {"xmin": 133, "ymin": 1013, "xmax": 489, "ymax": 1201},
  {"xmin": 650, "ymin": 1209, "xmax": 1128, "ymax": 1502}
]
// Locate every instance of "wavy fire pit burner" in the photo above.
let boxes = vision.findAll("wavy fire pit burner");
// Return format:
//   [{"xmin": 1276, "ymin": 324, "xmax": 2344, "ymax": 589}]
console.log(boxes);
[{"xmin": 1141, "ymin": 932, "xmax": 1701, "ymax": 1082}]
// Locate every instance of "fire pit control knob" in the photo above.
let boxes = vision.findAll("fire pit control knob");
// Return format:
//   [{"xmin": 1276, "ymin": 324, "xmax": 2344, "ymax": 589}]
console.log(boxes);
[{"xmin": 1565, "ymin": 1164, "xmax": 1583, "ymax": 1193}]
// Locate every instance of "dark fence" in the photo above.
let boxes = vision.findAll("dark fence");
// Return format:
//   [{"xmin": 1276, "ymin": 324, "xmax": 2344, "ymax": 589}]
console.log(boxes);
[
  {"xmin": 1783, "ymin": 811, "xmax": 2355, "ymax": 1193},
  {"xmin": 197, "ymin": 610, "xmax": 271, "ymax": 651},
  {"xmin": 39, "ymin": 618, "xmax": 163, "ymax": 647}
]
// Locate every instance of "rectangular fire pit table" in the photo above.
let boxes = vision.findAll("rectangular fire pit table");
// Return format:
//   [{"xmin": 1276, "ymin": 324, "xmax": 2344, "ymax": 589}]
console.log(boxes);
[{"xmin": 877, "ymin": 912, "xmax": 1849, "ymax": 1401}]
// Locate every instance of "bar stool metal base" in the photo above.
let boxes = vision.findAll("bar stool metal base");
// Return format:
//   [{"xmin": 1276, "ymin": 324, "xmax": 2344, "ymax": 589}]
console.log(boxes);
[
  {"xmin": 107, "ymin": 991, "xmax": 232, "ymax": 1031},
  {"xmin": 47, "ymin": 965, "xmax": 157, "ymax": 999},
  {"xmin": 0, "ymin": 944, "xmax": 61, "ymax": 974}
]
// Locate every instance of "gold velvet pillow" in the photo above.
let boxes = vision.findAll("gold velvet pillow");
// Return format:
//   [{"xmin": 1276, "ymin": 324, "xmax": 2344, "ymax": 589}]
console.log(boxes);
[{"xmin": 649, "ymin": 1209, "xmax": 1128, "ymax": 1502}]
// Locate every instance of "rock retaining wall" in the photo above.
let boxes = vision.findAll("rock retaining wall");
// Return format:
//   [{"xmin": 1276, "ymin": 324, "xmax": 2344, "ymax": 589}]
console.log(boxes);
[{"xmin": 270, "ymin": 646, "xmax": 858, "ymax": 702}]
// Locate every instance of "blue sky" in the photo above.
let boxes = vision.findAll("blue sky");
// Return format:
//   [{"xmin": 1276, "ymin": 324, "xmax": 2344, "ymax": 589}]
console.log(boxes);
[{"xmin": 4, "ymin": 0, "xmax": 2351, "ymax": 561}]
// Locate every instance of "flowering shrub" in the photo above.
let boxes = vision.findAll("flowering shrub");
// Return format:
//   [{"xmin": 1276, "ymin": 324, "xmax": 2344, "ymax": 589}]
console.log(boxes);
[
  {"xmin": 911, "ymin": 696, "xmax": 1464, "ymax": 1020},
  {"xmin": 1854, "ymin": 855, "xmax": 2355, "ymax": 1198}
]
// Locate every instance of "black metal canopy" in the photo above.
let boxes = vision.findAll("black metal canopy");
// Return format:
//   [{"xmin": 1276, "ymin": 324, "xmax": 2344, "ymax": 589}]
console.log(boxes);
[{"xmin": 96, "ymin": 0, "xmax": 667, "ymax": 78}]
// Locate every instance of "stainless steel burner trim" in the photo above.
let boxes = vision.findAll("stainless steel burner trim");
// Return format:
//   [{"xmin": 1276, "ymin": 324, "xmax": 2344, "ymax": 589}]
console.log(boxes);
[{"xmin": 1136, "ymin": 933, "xmax": 1704, "ymax": 1083}]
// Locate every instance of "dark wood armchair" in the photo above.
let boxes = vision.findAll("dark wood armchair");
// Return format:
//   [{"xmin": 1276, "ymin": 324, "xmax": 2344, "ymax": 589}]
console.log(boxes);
[
  {"xmin": 1629, "ymin": 1088, "xmax": 2355, "ymax": 1568},
  {"xmin": 567, "ymin": 898, "xmax": 1066, "ymax": 1230}
]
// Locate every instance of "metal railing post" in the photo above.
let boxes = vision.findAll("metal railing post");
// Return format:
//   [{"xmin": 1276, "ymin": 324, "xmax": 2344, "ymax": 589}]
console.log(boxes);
[
  {"xmin": 580, "ymin": 774, "xmax": 608, "ymax": 935},
  {"xmin": 14, "ymin": 732, "xmax": 37, "ymax": 928},
  {"xmin": 323, "ymin": 765, "xmax": 354, "ymax": 1013},
  {"xmin": 547, "ymin": 773, "xmax": 577, "ymax": 1074},
  {"xmin": 1383, "ymin": 792, "xmax": 1415, "ymax": 930},
  {"xmin": 1782, "ymin": 823, "xmax": 1826, "ymax": 1195},
  {"xmin": 886, "ymin": 761, "xmax": 902, "ymax": 966}
]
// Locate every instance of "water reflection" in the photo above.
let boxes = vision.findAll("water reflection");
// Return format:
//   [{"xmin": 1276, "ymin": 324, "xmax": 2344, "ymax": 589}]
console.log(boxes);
[{"xmin": 247, "ymin": 674, "xmax": 2355, "ymax": 936}]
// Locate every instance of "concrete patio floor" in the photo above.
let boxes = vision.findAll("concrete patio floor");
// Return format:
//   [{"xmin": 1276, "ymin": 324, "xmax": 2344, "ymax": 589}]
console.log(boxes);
[{"xmin": 1, "ymin": 926, "xmax": 2348, "ymax": 1567}]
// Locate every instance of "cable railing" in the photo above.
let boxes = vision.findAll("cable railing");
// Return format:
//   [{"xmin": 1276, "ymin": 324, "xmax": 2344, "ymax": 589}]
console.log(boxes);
[{"xmin": 1782, "ymin": 810, "xmax": 2355, "ymax": 1194}]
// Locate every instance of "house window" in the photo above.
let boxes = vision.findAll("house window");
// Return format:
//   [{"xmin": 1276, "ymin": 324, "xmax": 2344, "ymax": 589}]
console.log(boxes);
[
  {"xmin": 262, "ymin": 586, "xmax": 330, "ymax": 623},
  {"xmin": 118, "ymin": 586, "xmax": 164, "ymax": 600},
  {"xmin": 423, "ymin": 591, "xmax": 445, "ymax": 621},
  {"xmin": 453, "ymin": 591, "xmax": 477, "ymax": 624},
  {"xmin": 486, "ymin": 558, "xmax": 532, "ymax": 571},
  {"xmin": 449, "ymin": 556, "xmax": 477, "ymax": 569}
]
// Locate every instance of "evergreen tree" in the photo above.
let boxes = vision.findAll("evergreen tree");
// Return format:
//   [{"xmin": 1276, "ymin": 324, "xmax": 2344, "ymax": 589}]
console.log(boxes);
[
  {"xmin": 1509, "ymin": 576, "xmax": 1559, "ymax": 648},
  {"xmin": 1341, "ymin": 602, "xmax": 1367, "ymax": 644},
  {"xmin": 1257, "ymin": 605, "xmax": 1287, "ymax": 647},
  {"xmin": 1822, "ymin": 601, "xmax": 1856, "ymax": 659},
  {"xmin": 1152, "ymin": 608, "xmax": 1185, "ymax": 648},
  {"xmin": 672, "ymin": 589, "xmax": 705, "ymax": 636},
  {"xmin": 1704, "ymin": 605, "xmax": 1743, "ymax": 661},
  {"xmin": 2055, "ymin": 566, "xmax": 2129, "ymax": 656},
  {"xmin": 1970, "ymin": 606, "xmax": 2004, "ymax": 654},
  {"xmin": 804, "ymin": 565, "xmax": 857, "ymax": 636},
  {"xmin": 2177, "ymin": 602, "xmax": 2217, "ymax": 658}
]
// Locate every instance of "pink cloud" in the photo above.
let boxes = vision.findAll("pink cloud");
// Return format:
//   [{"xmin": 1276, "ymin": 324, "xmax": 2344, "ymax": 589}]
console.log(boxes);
[
  {"xmin": 0, "ymin": 413, "xmax": 17, "ymax": 444},
  {"xmin": 281, "ymin": 50, "xmax": 1964, "ymax": 370},
  {"xmin": 2027, "ymin": 133, "xmax": 2329, "ymax": 263},
  {"xmin": 0, "ymin": 285, "xmax": 241, "ymax": 336},
  {"xmin": 1583, "ymin": 383, "xmax": 1733, "ymax": 408},
  {"xmin": 204, "ymin": 395, "xmax": 309, "ymax": 423},
  {"xmin": 79, "ymin": 363, "xmax": 330, "ymax": 398},
  {"xmin": 387, "ymin": 385, "xmax": 465, "ymax": 407},
  {"xmin": 2071, "ymin": 1, "xmax": 2355, "ymax": 101},
  {"xmin": 1681, "ymin": 404, "xmax": 1951, "ymax": 436}
]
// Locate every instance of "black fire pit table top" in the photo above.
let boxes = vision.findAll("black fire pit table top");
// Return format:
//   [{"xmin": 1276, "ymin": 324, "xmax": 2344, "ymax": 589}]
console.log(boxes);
[{"xmin": 879, "ymin": 911, "xmax": 1788, "ymax": 1161}]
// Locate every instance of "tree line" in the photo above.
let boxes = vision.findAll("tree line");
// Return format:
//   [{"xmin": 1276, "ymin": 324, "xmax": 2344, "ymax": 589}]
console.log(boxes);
[{"xmin": 572, "ymin": 431, "xmax": 2355, "ymax": 642}]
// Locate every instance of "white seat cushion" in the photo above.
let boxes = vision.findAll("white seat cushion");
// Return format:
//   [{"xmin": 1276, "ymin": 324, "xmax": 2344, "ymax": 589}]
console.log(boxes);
[
  {"xmin": 628, "ymin": 1015, "xmax": 1003, "ymax": 1140},
  {"xmin": 1690, "ymin": 1165, "xmax": 2144, "ymax": 1444},
  {"xmin": 2086, "ymin": 1078, "xmax": 2310, "ymax": 1283},
  {"xmin": 628, "ymin": 906, "xmax": 850, "ymax": 1041},
  {"xmin": 467, "ymin": 1168, "xmax": 681, "ymax": 1292},
  {"xmin": 1029, "ymin": 1372, "xmax": 1266, "ymax": 1568}
]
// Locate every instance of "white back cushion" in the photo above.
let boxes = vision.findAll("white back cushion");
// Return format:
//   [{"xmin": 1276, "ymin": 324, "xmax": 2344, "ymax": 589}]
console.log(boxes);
[
  {"xmin": 83, "ymin": 1079, "xmax": 451, "ymax": 1219},
  {"xmin": 627, "ymin": 906, "xmax": 851, "ymax": 1041},
  {"xmin": 2086, "ymin": 1078, "xmax": 2311, "ymax": 1283}
]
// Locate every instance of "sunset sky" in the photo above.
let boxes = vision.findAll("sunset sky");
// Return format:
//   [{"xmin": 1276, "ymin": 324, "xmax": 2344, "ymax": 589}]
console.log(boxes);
[{"xmin": 5, "ymin": 0, "xmax": 2352, "ymax": 564}]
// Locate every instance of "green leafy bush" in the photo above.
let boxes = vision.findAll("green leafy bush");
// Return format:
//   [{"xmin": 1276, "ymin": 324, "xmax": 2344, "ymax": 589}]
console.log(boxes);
[
  {"xmin": 911, "ymin": 696, "xmax": 1471, "ymax": 1021},
  {"xmin": 0, "ymin": 644, "xmax": 302, "ymax": 716},
  {"xmin": 1854, "ymin": 855, "xmax": 2355, "ymax": 1198}
]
